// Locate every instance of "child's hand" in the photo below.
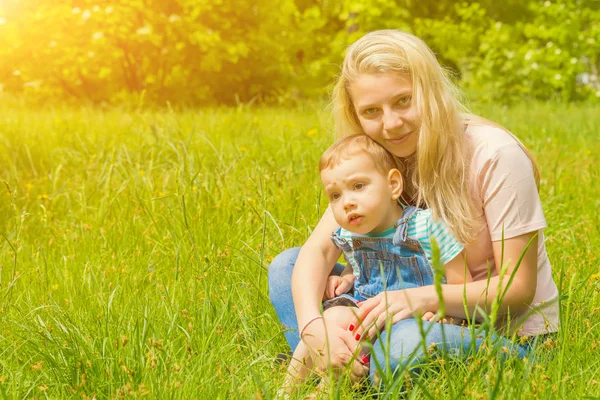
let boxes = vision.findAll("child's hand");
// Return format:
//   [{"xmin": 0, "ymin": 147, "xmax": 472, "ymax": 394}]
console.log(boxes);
[{"xmin": 323, "ymin": 275, "xmax": 354, "ymax": 300}]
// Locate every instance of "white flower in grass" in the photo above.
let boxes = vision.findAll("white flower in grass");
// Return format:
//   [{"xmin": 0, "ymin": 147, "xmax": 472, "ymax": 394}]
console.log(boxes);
[
  {"xmin": 168, "ymin": 14, "xmax": 181, "ymax": 23},
  {"xmin": 92, "ymin": 32, "xmax": 104, "ymax": 40},
  {"xmin": 105, "ymin": 6, "xmax": 114, "ymax": 14},
  {"xmin": 546, "ymin": 41, "xmax": 553, "ymax": 48},
  {"xmin": 571, "ymin": 57, "xmax": 578, "ymax": 64},
  {"xmin": 92, "ymin": 6, "xmax": 100, "ymax": 12},
  {"xmin": 13, "ymin": 70, "xmax": 21, "ymax": 76},
  {"xmin": 532, "ymin": 62, "xmax": 539, "ymax": 70},
  {"xmin": 596, "ymin": 91, "xmax": 600, "ymax": 98},
  {"xmin": 555, "ymin": 49, "xmax": 561, "ymax": 55},
  {"xmin": 554, "ymin": 73, "xmax": 562, "ymax": 80},
  {"xmin": 82, "ymin": 10, "xmax": 91, "ymax": 20},
  {"xmin": 525, "ymin": 51, "xmax": 532, "ymax": 61},
  {"xmin": 544, "ymin": 1, "xmax": 551, "ymax": 6}
]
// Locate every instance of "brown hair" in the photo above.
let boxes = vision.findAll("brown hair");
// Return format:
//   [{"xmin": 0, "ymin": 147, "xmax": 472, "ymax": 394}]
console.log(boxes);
[{"xmin": 319, "ymin": 134, "xmax": 400, "ymax": 175}]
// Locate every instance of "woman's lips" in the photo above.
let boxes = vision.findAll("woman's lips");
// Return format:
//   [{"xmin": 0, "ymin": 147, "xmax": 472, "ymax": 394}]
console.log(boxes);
[{"xmin": 387, "ymin": 131, "xmax": 413, "ymax": 145}]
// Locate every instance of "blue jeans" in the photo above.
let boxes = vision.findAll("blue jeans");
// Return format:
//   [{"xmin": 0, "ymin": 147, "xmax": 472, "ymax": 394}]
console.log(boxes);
[{"xmin": 268, "ymin": 247, "xmax": 531, "ymax": 383}]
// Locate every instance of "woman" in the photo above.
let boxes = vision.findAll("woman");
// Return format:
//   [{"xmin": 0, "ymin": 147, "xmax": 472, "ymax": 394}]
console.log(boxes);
[{"xmin": 268, "ymin": 29, "xmax": 559, "ymax": 383}]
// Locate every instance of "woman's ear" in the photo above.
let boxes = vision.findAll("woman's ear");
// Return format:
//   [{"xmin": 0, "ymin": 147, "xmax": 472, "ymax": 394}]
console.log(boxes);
[{"xmin": 388, "ymin": 169, "xmax": 404, "ymax": 200}]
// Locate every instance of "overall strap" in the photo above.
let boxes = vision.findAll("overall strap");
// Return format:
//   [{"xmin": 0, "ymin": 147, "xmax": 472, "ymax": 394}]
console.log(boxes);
[
  {"xmin": 392, "ymin": 205, "xmax": 418, "ymax": 246},
  {"xmin": 330, "ymin": 228, "xmax": 350, "ymax": 250}
]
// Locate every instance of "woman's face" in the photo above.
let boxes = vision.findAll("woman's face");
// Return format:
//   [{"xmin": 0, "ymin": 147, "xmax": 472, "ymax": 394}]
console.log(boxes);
[{"xmin": 349, "ymin": 72, "xmax": 419, "ymax": 158}]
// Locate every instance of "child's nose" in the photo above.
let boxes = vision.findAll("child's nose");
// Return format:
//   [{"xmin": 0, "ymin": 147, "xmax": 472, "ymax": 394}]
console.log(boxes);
[{"xmin": 343, "ymin": 196, "xmax": 356, "ymax": 210}]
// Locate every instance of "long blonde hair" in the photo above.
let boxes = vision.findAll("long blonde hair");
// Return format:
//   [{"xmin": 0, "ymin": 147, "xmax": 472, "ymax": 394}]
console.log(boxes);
[{"xmin": 331, "ymin": 30, "xmax": 538, "ymax": 244}]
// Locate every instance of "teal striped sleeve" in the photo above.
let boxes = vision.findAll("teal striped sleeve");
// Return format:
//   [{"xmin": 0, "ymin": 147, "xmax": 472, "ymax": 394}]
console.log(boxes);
[{"xmin": 428, "ymin": 218, "xmax": 464, "ymax": 264}]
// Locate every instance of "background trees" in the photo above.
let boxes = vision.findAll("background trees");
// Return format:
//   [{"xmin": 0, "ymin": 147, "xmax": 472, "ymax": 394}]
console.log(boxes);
[{"xmin": 0, "ymin": 0, "xmax": 598, "ymax": 105}]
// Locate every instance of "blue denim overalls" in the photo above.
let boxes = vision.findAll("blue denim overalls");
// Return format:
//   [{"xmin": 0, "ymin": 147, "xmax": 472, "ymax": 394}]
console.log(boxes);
[{"xmin": 324, "ymin": 206, "xmax": 435, "ymax": 309}]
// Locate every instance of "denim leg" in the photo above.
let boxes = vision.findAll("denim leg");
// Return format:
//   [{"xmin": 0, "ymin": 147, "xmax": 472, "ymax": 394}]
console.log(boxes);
[
  {"xmin": 369, "ymin": 318, "xmax": 529, "ymax": 384},
  {"xmin": 268, "ymin": 247, "xmax": 345, "ymax": 350}
]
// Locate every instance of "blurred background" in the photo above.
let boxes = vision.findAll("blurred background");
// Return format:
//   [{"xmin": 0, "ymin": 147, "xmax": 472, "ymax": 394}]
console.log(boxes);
[{"xmin": 0, "ymin": 0, "xmax": 599, "ymax": 106}]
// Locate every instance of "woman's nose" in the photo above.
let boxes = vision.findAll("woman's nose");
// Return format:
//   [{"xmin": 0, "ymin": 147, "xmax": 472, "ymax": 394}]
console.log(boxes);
[{"xmin": 383, "ymin": 110, "xmax": 403, "ymax": 132}]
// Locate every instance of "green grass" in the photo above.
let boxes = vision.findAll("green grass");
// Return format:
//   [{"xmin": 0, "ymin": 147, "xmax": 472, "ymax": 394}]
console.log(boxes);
[{"xmin": 0, "ymin": 100, "xmax": 599, "ymax": 399}]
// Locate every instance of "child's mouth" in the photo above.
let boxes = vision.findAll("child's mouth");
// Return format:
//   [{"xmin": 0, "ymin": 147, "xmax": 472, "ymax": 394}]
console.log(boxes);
[{"xmin": 349, "ymin": 215, "xmax": 363, "ymax": 224}]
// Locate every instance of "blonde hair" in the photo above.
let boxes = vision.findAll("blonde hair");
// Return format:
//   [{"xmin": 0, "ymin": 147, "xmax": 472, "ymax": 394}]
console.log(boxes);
[
  {"xmin": 319, "ymin": 134, "xmax": 399, "ymax": 176},
  {"xmin": 332, "ymin": 30, "xmax": 540, "ymax": 244}
]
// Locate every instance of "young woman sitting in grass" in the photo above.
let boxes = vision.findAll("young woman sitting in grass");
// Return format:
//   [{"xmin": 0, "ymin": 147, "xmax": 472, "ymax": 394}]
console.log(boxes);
[
  {"xmin": 269, "ymin": 29, "xmax": 559, "ymax": 384},
  {"xmin": 280, "ymin": 134, "xmax": 473, "ymax": 395}
]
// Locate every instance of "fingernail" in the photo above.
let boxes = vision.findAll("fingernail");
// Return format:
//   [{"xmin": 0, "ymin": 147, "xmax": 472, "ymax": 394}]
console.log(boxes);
[
  {"xmin": 360, "ymin": 355, "xmax": 370, "ymax": 364},
  {"xmin": 348, "ymin": 324, "xmax": 355, "ymax": 332},
  {"xmin": 354, "ymin": 333, "xmax": 361, "ymax": 341}
]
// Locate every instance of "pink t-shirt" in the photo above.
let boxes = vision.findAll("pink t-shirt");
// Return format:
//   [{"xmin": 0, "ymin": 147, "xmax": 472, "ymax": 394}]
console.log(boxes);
[{"xmin": 465, "ymin": 122, "xmax": 559, "ymax": 336}]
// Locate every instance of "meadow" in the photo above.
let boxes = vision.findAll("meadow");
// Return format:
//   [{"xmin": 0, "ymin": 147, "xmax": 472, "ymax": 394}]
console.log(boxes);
[{"xmin": 0, "ymin": 99, "xmax": 599, "ymax": 399}]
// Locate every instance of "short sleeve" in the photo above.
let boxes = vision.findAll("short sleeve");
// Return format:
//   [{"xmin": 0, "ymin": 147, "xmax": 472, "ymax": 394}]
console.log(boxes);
[
  {"xmin": 429, "ymin": 218, "xmax": 464, "ymax": 264},
  {"xmin": 479, "ymin": 143, "xmax": 547, "ymax": 241}
]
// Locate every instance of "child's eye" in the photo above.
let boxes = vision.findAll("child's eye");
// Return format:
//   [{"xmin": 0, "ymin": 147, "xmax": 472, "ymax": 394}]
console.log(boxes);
[
  {"xmin": 330, "ymin": 193, "xmax": 341, "ymax": 201},
  {"xmin": 354, "ymin": 183, "xmax": 365, "ymax": 190}
]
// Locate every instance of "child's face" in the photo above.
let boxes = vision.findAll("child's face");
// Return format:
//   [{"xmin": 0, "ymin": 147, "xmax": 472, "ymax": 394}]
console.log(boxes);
[{"xmin": 321, "ymin": 153, "xmax": 401, "ymax": 235}]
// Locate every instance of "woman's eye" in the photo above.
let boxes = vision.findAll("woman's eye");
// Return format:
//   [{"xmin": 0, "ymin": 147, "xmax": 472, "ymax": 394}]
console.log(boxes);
[
  {"xmin": 397, "ymin": 96, "xmax": 411, "ymax": 106},
  {"xmin": 363, "ymin": 108, "xmax": 379, "ymax": 116},
  {"xmin": 354, "ymin": 183, "xmax": 364, "ymax": 190}
]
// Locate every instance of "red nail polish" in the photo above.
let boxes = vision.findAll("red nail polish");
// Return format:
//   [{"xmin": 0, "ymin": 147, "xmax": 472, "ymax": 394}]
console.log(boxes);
[
  {"xmin": 361, "ymin": 355, "xmax": 370, "ymax": 364},
  {"xmin": 348, "ymin": 324, "xmax": 355, "ymax": 332},
  {"xmin": 355, "ymin": 333, "xmax": 361, "ymax": 341}
]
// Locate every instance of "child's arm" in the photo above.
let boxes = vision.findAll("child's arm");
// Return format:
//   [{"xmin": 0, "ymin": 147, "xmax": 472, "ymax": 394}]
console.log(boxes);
[
  {"xmin": 444, "ymin": 251, "xmax": 472, "ymax": 285},
  {"xmin": 426, "ymin": 251, "xmax": 471, "ymax": 325}
]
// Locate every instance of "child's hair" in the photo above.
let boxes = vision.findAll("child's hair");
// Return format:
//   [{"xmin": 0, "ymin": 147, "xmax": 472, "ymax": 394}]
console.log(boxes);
[{"xmin": 319, "ymin": 134, "xmax": 399, "ymax": 175}]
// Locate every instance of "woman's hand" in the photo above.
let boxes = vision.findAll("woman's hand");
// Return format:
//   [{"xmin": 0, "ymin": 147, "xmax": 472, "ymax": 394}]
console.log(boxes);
[
  {"xmin": 352, "ymin": 287, "xmax": 438, "ymax": 340},
  {"xmin": 301, "ymin": 316, "xmax": 369, "ymax": 380}
]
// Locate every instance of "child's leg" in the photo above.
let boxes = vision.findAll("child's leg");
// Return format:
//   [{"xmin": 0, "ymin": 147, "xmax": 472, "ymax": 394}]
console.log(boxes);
[
  {"xmin": 281, "ymin": 305, "xmax": 366, "ymax": 396},
  {"xmin": 282, "ymin": 341, "xmax": 312, "ymax": 391}
]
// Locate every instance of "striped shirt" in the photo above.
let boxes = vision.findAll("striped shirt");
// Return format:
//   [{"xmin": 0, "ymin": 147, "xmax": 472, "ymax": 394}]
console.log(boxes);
[{"xmin": 338, "ymin": 208, "xmax": 463, "ymax": 265}]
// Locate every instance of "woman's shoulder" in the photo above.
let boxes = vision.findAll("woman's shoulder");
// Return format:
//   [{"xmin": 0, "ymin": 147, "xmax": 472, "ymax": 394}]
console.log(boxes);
[
  {"xmin": 464, "ymin": 115, "xmax": 519, "ymax": 149},
  {"xmin": 463, "ymin": 114, "xmax": 530, "ymax": 169}
]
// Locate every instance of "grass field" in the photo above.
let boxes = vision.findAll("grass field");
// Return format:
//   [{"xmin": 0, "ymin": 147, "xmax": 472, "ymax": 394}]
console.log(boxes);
[{"xmin": 0, "ymin": 100, "xmax": 599, "ymax": 399}]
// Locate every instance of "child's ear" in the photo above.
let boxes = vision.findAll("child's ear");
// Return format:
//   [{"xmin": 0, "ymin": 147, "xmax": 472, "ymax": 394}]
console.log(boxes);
[{"xmin": 388, "ymin": 169, "xmax": 403, "ymax": 200}]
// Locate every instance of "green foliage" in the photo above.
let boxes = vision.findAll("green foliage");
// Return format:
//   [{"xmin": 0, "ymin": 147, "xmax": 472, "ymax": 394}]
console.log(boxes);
[
  {"xmin": 0, "ymin": 0, "xmax": 599, "ymax": 104},
  {"xmin": 466, "ymin": 0, "xmax": 600, "ymax": 102}
]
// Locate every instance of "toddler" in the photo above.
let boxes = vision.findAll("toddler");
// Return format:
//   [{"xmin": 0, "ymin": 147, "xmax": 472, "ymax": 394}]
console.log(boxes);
[{"xmin": 282, "ymin": 134, "xmax": 472, "ymax": 393}]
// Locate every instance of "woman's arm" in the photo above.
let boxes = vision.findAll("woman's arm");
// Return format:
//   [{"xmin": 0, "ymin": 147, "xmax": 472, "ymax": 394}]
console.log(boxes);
[
  {"xmin": 291, "ymin": 206, "xmax": 368, "ymax": 378},
  {"xmin": 292, "ymin": 206, "xmax": 341, "ymax": 330},
  {"xmin": 354, "ymin": 231, "xmax": 538, "ymax": 339},
  {"xmin": 442, "ymin": 231, "xmax": 538, "ymax": 318}
]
